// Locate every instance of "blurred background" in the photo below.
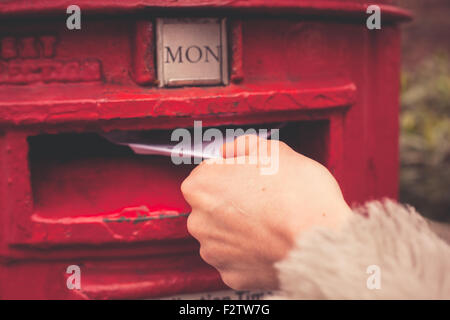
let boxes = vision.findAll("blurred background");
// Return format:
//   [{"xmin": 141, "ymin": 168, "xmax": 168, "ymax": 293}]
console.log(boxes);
[{"xmin": 396, "ymin": 0, "xmax": 450, "ymax": 223}]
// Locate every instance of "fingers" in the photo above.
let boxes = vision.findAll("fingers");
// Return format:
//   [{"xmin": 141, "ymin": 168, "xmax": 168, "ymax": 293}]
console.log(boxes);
[
  {"xmin": 221, "ymin": 134, "xmax": 273, "ymax": 158},
  {"xmin": 221, "ymin": 134, "xmax": 257, "ymax": 158}
]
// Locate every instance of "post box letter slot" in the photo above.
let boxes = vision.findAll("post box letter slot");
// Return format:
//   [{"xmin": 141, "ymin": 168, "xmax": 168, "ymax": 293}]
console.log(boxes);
[{"xmin": 20, "ymin": 121, "xmax": 330, "ymax": 247}]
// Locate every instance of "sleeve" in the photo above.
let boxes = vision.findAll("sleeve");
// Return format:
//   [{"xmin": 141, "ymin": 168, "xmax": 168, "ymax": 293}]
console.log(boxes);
[{"xmin": 270, "ymin": 200, "xmax": 450, "ymax": 299}]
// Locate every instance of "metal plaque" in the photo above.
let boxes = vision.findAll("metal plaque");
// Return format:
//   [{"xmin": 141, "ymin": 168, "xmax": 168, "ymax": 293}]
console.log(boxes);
[{"xmin": 156, "ymin": 18, "xmax": 228, "ymax": 87}]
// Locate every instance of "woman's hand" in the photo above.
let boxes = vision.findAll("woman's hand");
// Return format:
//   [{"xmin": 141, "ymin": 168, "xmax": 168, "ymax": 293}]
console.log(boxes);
[{"xmin": 181, "ymin": 135, "xmax": 352, "ymax": 290}]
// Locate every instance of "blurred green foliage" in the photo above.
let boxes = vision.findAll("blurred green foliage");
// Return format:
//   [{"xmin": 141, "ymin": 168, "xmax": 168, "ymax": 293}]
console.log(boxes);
[{"xmin": 400, "ymin": 52, "xmax": 450, "ymax": 222}]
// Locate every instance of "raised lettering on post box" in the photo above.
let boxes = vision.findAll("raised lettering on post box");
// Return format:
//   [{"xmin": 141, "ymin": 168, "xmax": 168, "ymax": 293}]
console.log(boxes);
[{"xmin": 156, "ymin": 18, "xmax": 228, "ymax": 87}]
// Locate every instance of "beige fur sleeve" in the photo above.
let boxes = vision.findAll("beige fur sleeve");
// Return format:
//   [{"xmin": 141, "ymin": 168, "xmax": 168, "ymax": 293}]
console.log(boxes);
[{"xmin": 271, "ymin": 200, "xmax": 450, "ymax": 299}]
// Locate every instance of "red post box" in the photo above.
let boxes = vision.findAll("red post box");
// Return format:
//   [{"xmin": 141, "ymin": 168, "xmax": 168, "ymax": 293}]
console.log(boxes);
[{"xmin": 0, "ymin": 1, "xmax": 410, "ymax": 299}]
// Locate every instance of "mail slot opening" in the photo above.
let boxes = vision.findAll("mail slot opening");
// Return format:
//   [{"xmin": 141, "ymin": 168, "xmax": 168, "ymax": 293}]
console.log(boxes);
[{"xmin": 27, "ymin": 120, "xmax": 328, "ymax": 243}]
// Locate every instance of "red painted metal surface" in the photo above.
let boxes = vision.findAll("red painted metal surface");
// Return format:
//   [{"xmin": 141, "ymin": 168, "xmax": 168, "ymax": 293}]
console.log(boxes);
[{"xmin": 0, "ymin": 0, "xmax": 408, "ymax": 299}]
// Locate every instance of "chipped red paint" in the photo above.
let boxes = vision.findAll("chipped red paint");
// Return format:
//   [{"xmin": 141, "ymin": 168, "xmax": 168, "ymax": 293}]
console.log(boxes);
[
  {"xmin": 230, "ymin": 19, "xmax": 244, "ymax": 83},
  {"xmin": 131, "ymin": 21, "xmax": 157, "ymax": 86},
  {"xmin": 0, "ymin": 1, "xmax": 409, "ymax": 299}
]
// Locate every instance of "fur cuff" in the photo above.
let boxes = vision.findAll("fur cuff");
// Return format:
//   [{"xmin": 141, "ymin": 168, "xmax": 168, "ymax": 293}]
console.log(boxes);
[{"xmin": 271, "ymin": 200, "xmax": 450, "ymax": 299}]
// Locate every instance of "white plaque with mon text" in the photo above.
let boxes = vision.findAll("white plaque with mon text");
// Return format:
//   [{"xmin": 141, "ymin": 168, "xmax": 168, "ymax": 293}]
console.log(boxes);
[{"xmin": 156, "ymin": 18, "xmax": 228, "ymax": 87}]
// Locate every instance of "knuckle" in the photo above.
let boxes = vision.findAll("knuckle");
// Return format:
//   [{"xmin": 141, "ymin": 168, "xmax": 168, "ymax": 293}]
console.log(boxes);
[
  {"xmin": 220, "ymin": 271, "xmax": 246, "ymax": 290},
  {"xmin": 199, "ymin": 245, "xmax": 215, "ymax": 265},
  {"xmin": 181, "ymin": 178, "xmax": 201, "ymax": 206},
  {"xmin": 180, "ymin": 176, "xmax": 193, "ymax": 197},
  {"xmin": 274, "ymin": 139, "xmax": 288, "ymax": 151},
  {"xmin": 181, "ymin": 163, "xmax": 210, "ymax": 198},
  {"xmin": 186, "ymin": 213, "xmax": 200, "ymax": 239},
  {"xmin": 191, "ymin": 159, "xmax": 208, "ymax": 173}
]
